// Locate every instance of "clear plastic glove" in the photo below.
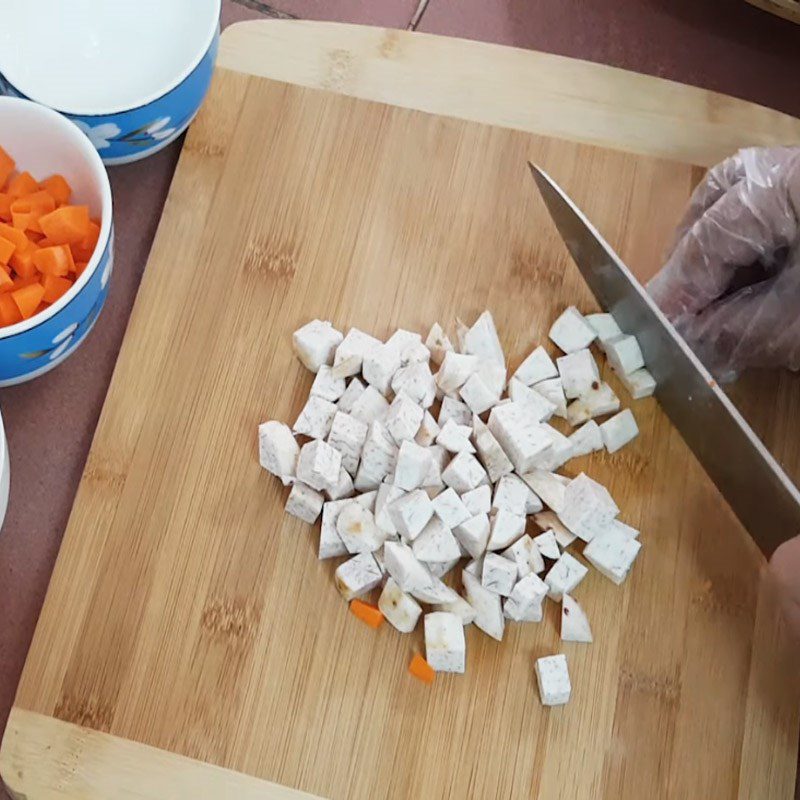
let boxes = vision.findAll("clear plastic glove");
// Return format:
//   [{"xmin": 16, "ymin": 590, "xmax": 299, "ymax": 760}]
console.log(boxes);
[
  {"xmin": 648, "ymin": 146, "xmax": 800, "ymax": 381},
  {"xmin": 769, "ymin": 536, "xmax": 800, "ymax": 642}
]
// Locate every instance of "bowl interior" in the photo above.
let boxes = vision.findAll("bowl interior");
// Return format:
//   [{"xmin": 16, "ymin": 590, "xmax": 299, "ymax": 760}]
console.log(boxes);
[
  {"xmin": 0, "ymin": 0, "xmax": 220, "ymax": 115},
  {"xmin": 0, "ymin": 97, "xmax": 112, "ymax": 336}
]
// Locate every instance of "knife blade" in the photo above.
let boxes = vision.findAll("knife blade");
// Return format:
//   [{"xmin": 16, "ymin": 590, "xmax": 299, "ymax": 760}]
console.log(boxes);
[{"xmin": 529, "ymin": 162, "xmax": 800, "ymax": 557}]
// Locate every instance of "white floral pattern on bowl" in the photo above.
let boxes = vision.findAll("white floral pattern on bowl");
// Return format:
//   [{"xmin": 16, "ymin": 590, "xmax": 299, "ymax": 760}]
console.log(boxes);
[{"xmin": 75, "ymin": 120, "xmax": 122, "ymax": 151}]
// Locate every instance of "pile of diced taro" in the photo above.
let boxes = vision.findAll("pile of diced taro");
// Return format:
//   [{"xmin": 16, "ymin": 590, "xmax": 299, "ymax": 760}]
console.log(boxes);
[{"xmin": 258, "ymin": 308, "xmax": 652, "ymax": 705}]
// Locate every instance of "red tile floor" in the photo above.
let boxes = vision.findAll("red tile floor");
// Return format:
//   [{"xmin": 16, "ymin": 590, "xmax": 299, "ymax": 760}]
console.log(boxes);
[{"xmin": 0, "ymin": 1, "xmax": 798, "ymax": 795}]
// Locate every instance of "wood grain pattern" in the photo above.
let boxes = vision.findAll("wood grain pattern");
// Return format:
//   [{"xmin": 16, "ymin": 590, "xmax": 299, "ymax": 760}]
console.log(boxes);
[
  {"xmin": 218, "ymin": 21, "xmax": 800, "ymax": 167},
  {"xmin": 2, "ymin": 23, "xmax": 799, "ymax": 800}
]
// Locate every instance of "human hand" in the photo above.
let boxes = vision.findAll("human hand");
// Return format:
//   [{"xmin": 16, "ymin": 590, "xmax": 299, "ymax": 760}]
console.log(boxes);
[
  {"xmin": 648, "ymin": 146, "xmax": 800, "ymax": 381},
  {"xmin": 769, "ymin": 535, "xmax": 800, "ymax": 642}
]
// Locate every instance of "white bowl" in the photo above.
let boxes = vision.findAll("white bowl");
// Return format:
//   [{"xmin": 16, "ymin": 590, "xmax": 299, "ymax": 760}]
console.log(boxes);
[{"xmin": 0, "ymin": 0, "xmax": 221, "ymax": 164}]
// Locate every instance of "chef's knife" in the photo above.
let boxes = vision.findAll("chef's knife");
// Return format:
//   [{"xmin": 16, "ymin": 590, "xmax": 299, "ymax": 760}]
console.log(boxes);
[{"xmin": 529, "ymin": 162, "xmax": 800, "ymax": 558}]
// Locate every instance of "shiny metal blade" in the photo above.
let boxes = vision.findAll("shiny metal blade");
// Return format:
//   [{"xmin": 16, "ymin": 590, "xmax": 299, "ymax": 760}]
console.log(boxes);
[{"xmin": 529, "ymin": 162, "xmax": 800, "ymax": 557}]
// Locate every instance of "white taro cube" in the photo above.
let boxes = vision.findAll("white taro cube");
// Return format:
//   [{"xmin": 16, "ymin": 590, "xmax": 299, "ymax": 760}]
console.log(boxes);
[
  {"xmin": 600, "ymin": 409, "xmax": 639, "ymax": 453},
  {"xmin": 392, "ymin": 362, "xmax": 437, "ymax": 409},
  {"xmin": 584, "ymin": 528, "xmax": 642, "ymax": 585},
  {"xmin": 386, "ymin": 392, "xmax": 424, "ymax": 445},
  {"xmin": 441, "ymin": 452, "xmax": 487, "ymax": 493},
  {"xmin": 438, "ymin": 395, "xmax": 472, "ymax": 427},
  {"xmin": 604, "ymin": 334, "xmax": 645, "ymax": 376},
  {"xmin": 310, "ymin": 365, "xmax": 346, "ymax": 403},
  {"xmin": 385, "ymin": 329, "xmax": 424, "ymax": 364},
  {"xmin": 327, "ymin": 467, "xmax": 354, "ymax": 500},
  {"xmin": 545, "ymin": 552, "xmax": 589, "ymax": 601},
  {"xmin": 394, "ymin": 440, "xmax": 434, "ymax": 491},
  {"xmin": 258, "ymin": 421, "xmax": 299, "ymax": 485},
  {"xmin": 534, "ymin": 510, "xmax": 577, "ymax": 548},
  {"xmin": 337, "ymin": 377, "xmax": 365, "ymax": 414},
  {"xmin": 463, "ymin": 570, "xmax": 505, "ymax": 641},
  {"xmin": 436, "ymin": 419, "xmax": 475, "ymax": 454},
  {"xmin": 425, "ymin": 612, "xmax": 466, "ymax": 673},
  {"xmin": 532, "ymin": 377, "xmax": 568, "ymax": 419},
  {"xmin": 434, "ymin": 594, "xmax": 477, "ymax": 626},
  {"xmin": 327, "ymin": 411, "xmax": 368, "ymax": 475},
  {"xmin": 569, "ymin": 420, "xmax": 604, "ymax": 457},
  {"xmin": 566, "ymin": 383, "xmax": 620, "ymax": 427},
  {"xmin": 412, "ymin": 516, "xmax": 461, "ymax": 563},
  {"xmin": 383, "ymin": 541, "xmax": 458, "ymax": 604},
  {"xmin": 459, "ymin": 372, "xmax": 499, "ymax": 415},
  {"xmin": 585, "ymin": 312, "xmax": 622, "ymax": 350},
  {"xmin": 460, "ymin": 310, "xmax": 505, "ymax": 365},
  {"xmin": 534, "ymin": 530, "xmax": 560, "ymax": 560},
  {"xmin": 617, "ymin": 367, "xmax": 656, "ymax": 399},
  {"xmin": 319, "ymin": 500, "xmax": 351, "ymax": 559},
  {"xmin": 488, "ymin": 402, "xmax": 552, "ymax": 473},
  {"xmin": 296, "ymin": 440, "xmax": 342, "ymax": 493},
  {"xmin": 487, "ymin": 509, "xmax": 526, "ymax": 551},
  {"xmin": 560, "ymin": 473, "xmax": 619, "ymax": 542},
  {"xmin": 293, "ymin": 319, "xmax": 343, "ymax": 373},
  {"xmin": 432, "ymin": 487, "xmax": 471, "ymax": 528},
  {"xmin": 501, "ymin": 534, "xmax": 538, "ymax": 579},
  {"xmin": 436, "ymin": 351, "xmax": 479, "ymax": 394},
  {"xmin": 521, "ymin": 469, "xmax": 570, "ymax": 514},
  {"xmin": 334, "ymin": 328, "xmax": 382, "ymax": 376},
  {"xmin": 461, "ymin": 484, "xmax": 492, "ymax": 516},
  {"xmin": 415, "ymin": 410, "xmax": 440, "ymax": 447},
  {"xmin": 513, "ymin": 345, "xmax": 558, "ymax": 386},
  {"xmin": 294, "ymin": 395, "xmax": 338, "ymax": 440},
  {"xmin": 453, "ymin": 514, "xmax": 490, "ymax": 559},
  {"xmin": 508, "ymin": 378, "xmax": 556, "ymax": 423},
  {"xmin": 556, "ymin": 349, "xmax": 600, "ymax": 400},
  {"xmin": 481, "ymin": 552, "xmax": 518, "ymax": 596},
  {"xmin": 549, "ymin": 306, "xmax": 597, "ymax": 354},
  {"xmin": 535, "ymin": 654, "xmax": 571, "ymax": 706},
  {"xmin": 425, "ymin": 322, "xmax": 453, "ymax": 365},
  {"xmin": 475, "ymin": 359, "xmax": 507, "ymax": 399},
  {"xmin": 375, "ymin": 482, "xmax": 406, "ymax": 536},
  {"xmin": 530, "ymin": 425, "xmax": 575, "ymax": 472},
  {"xmin": 561, "ymin": 593, "xmax": 593, "ymax": 643},
  {"xmin": 388, "ymin": 489, "xmax": 434, "ymax": 541},
  {"xmin": 349, "ymin": 385, "xmax": 390, "ymax": 425},
  {"xmin": 336, "ymin": 501, "xmax": 384, "ymax": 553},
  {"xmin": 472, "ymin": 416, "xmax": 513, "ymax": 483},
  {"xmin": 492, "ymin": 474, "xmax": 531, "ymax": 515},
  {"xmin": 503, "ymin": 572, "xmax": 548, "ymax": 622},
  {"xmin": 334, "ymin": 552, "xmax": 383, "ymax": 601},
  {"xmin": 362, "ymin": 343, "xmax": 402, "ymax": 395},
  {"xmin": 285, "ymin": 482, "xmax": 324, "ymax": 524},
  {"xmin": 425, "ymin": 557, "xmax": 460, "ymax": 578},
  {"xmin": 379, "ymin": 577, "xmax": 422, "ymax": 633},
  {"xmin": 358, "ymin": 421, "xmax": 398, "ymax": 484}
]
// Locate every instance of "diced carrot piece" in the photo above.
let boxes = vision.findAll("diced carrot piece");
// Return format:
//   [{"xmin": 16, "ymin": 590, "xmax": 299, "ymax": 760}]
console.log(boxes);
[
  {"xmin": 39, "ymin": 174, "xmax": 72, "ymax": 206},
  {"xmin": 0, "ymin": 193, "xmax": 11, "ymax": 222},
  {"xmin": 12, "ymin": 274, "xmax": 41, "ymax": 290},
  {"xmin": 0, "ymin": 237, "xmax": 14, "ymax": 265},
  {"xmin": 0, "ymin": 221, "xmax": 29, "ymax": 252},
  {"xmin": 0, "ymin": 147, "xmax": 14, "ymax": 190},
  {"xmin": 38, "ymin": 205, "xmax": 90, "ymax": 245},
  {"xmin": 0, "ymin": 293, "xmax": 21, "ymax": 326},
  {"xmin": 408, "ymin": 654, "xmax": 435, "ymax": 685},
  {"xmin": 33, "ymin": 244, "xmax": 73, "ymax": 277},
  {"xmin": 74, "ymin": 260, "xmax": 89, "ymax": 277},
  {"xmin": 349, "ymin": 599, "xmax": 384, "ymax": 629},
  {"xmin": 0, "ymin": 269, "xmax": 12, "ymax": 293},
  {"xmin": 81, "ymin": 220, "xmax": 101, "ymax": 252},
  {"xmin": 12, "ymin": 210, "xmax": 38, "ymax": 233},
  {"xmin": 10, "ymin": 190, "xmax": 56, "ymax": 234},
  {"xmin": 41, "ymin": 274, "xmax": 72, "ymax": 304},
  {"xmin": 10, "ymin": 248, "xmax": 37, "ymax": 279},
  {"xmin": 7, "ymin": 171, "xmax": 38, "ymax": 199},
  {"xmin": 12, "ymin": 282, "xmax": 45, "ymax": 319}
]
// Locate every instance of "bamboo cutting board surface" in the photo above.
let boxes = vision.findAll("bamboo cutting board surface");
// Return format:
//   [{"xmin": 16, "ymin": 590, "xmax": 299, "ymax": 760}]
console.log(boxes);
[{"xmin": 3, "ymin": 23, "xmax": 799, "ymax": 800}]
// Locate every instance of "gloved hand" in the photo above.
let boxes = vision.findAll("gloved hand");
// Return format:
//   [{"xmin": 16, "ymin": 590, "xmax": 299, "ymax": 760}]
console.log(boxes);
[
  {"xmin": 648, "ymin": 146, "xmax": 800, "ymax": 382},
  {"xmin": 769, "ymin": 536, "xmax": 800, "ymax": 642}
]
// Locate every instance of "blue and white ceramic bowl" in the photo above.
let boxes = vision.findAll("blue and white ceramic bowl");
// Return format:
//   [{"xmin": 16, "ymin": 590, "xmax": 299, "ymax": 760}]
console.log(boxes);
[
  {"xmin": 0, "ymin": 97, "xmax": 113, "ymax": 386},
  {"xmin": 0, "ymin": 0, "xmax": 220, "ymax": 165}
]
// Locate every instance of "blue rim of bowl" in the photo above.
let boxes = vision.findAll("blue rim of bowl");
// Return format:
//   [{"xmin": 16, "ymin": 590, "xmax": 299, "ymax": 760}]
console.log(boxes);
[
  {"xmin": 0, "ymin": 0, "xmax": 220, "ymax": 117},
  {"xmin": 0, "ymin": 97, "xmax": 113, "ymax": 340}
]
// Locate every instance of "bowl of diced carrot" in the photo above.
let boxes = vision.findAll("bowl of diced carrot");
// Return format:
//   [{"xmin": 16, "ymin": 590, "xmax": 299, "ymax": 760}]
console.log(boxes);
[{"xmin": 0, "ymin": 96, "xmax": 113, "ymax": 385}]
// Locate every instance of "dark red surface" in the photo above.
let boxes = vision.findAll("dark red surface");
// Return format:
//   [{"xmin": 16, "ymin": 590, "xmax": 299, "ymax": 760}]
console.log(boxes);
[{"xmin": 1, "ymin": 1, "xmax": 798, "ymax": 794}]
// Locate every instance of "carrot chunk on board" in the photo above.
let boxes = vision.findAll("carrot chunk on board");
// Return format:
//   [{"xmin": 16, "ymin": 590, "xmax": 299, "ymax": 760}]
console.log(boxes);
[
  {"xmin": 349, "ymin": 599, "xmax": 384, "ymax": 629},
  {"xmin": 408, "ymin": 653, "xmax": 435, "ymax": 685}
]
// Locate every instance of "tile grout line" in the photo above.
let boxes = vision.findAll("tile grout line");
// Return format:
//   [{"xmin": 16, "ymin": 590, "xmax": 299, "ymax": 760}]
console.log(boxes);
[{"xmin": 407, "ymin": 0, "xmax": 431, "ymax": 30}]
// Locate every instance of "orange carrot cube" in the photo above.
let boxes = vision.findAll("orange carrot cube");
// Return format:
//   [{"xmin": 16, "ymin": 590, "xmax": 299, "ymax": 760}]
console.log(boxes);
[
  {"xmin": 408, "ymin": 654, "xmax": 435, "ymax": 685},
  {"xmin": 0, "ymin": 293, "xmax": 21, "ymax": 326},
  {"xmin": 41, "ymin": 274, "xmax": 73, "ymax": 304},
  {"xmin": 7, "ymin": 171, "xmax": 38, "ymax": 199},
  {"xmin": 0, "ymin": 147, "xmax": 14, "ymax": 190},
  {"xmin": 33, "ymin": 244, "xmax": 73, "ymax": 277},
  {"xmin": 38, "ymin": 205, "xmax": 90, "ymax": 245},
  {"xmin": 39, "ymin": 174, "xmax": 72, "ymax": 206},
  {"xmin": 11, "ymin": 282, "xmax": 45, "ymax": 319}
]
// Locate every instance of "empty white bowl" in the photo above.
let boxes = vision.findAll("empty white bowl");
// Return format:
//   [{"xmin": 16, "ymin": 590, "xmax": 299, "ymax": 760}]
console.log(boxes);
[{"xmin": 0, "ymin": 0, "xmax": 221, "ymax": 164}]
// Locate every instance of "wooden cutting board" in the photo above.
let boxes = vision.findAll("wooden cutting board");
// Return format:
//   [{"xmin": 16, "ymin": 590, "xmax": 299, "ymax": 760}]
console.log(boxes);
[{"xmin": 2, "ymin": 21, "xmax": 799, "ymax": 800}]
